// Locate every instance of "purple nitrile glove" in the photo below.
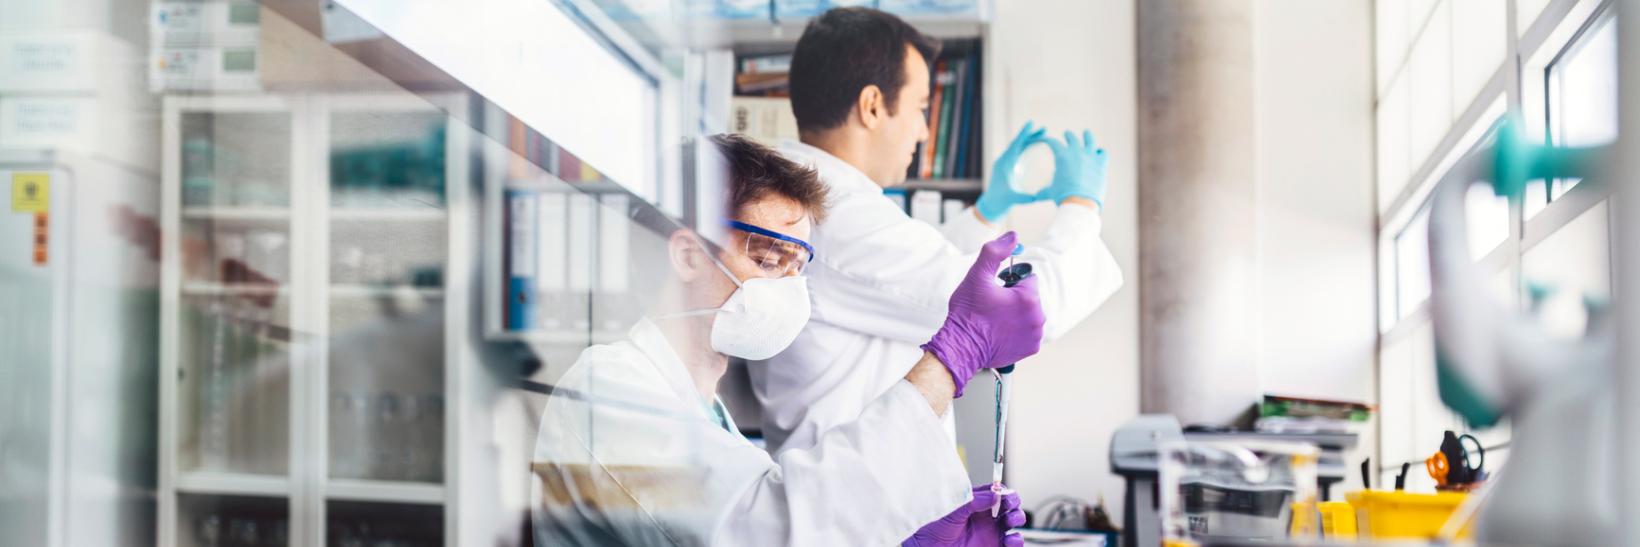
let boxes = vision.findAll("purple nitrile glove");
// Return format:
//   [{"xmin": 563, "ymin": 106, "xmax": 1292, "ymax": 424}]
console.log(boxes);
[
  {"xmin": 903, "ymin": 484, "xmax": 1026, "ymax": 547},
  {"xmin": 921, "ymin": 231, "xmax": 1046, "ymax": 397}
]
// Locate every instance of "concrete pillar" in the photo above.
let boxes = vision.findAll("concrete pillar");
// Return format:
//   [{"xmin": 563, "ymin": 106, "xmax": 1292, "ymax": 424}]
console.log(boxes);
[{"xmin": 1137, "ymin": 0, "xmax": 1260, "ymax": 426}]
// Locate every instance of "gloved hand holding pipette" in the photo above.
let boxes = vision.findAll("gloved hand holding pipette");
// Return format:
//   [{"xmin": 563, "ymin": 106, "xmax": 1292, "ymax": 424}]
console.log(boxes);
[
  {"xmin": 921, "ymin": 231, "xmax": 1047, "ymax": 397},
  {"xmin": 904, "ymin": 485, "xmax": 1027, "ymax": 547}
]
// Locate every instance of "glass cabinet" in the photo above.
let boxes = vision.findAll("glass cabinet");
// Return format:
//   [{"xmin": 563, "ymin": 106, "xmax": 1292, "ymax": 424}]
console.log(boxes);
[{"xmin": 161, "ymin": 93, "xmax": 466, "ymax": 546}]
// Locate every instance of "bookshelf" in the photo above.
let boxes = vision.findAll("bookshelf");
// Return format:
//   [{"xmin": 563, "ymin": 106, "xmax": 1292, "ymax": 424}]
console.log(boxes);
[
  {"xmin": 720, "ymin": 17, "xmax": 990, "ymax": 223},
  {"xmin": 159, "ymin": 92, "xmax": 470, "ymax": 546}
]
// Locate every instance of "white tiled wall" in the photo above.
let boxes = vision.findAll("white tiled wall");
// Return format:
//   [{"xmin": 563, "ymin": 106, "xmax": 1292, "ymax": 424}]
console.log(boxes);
[{"xmin": 1376, "ymin": 0, "xmax": 1511, "ymax": 212}]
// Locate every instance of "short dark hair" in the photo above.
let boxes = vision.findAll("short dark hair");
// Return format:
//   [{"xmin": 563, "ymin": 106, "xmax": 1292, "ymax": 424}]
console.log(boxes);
[
  {"xmin": 710, "ymin": 134, "xmax": 829, "ymax": 223},
  {"xmin": 788, "ymin": 7, "xmax": 941, "ymax": 134}
]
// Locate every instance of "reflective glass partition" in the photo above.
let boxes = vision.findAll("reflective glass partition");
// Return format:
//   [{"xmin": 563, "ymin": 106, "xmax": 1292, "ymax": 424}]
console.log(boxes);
[{"xmin": 1, "ymin": 0, "xmax": 992, "ymax": 545}]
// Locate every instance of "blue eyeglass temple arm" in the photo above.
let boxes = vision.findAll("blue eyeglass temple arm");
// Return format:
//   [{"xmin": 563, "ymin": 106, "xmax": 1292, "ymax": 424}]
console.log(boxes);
[{"xmin": 724, "ymin": 220, "xmax": 816, "ymax": 262}]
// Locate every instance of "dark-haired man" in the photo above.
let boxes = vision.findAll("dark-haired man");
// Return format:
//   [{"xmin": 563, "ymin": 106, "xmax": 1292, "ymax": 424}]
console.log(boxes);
[
  {"xmin": 752, "ymin": 6, "xmax": 1125, "ymax": 473},
  {"xmin": 532, "ymin": 135, "xmax": 1038, "ymax": 545}
]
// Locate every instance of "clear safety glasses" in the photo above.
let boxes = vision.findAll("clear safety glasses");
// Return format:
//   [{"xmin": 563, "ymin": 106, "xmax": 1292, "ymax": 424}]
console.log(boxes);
[{"xmin": 727, "ymin": 220, "xmax": 815, "ymax": 277}]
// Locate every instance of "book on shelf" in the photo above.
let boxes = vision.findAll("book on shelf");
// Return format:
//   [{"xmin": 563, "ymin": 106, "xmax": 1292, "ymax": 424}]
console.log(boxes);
[
  {"xmin": 729, "ymin": 96, "xmax": 799, "ymax": 147},
  {"xmin": 505, "ymin": 189, "xmax": 538, "ymax": 331},
  {"xmin": 736, "ymin": 52, "xmax": 791, "ymax": 97},
  {"xmin": 907, "ymin": 47, "xmax": 982, "ymax": 182},
  {"xmin": 735, "ymin": 72, "xmax": 790, "ymax": 96},
  {"xmin": 944, "ymin": 58, "xmax": 964, "ymax": 177},
  {"xmin": 739, "ymin": 53, "xmax": 792, "ymax": 74},
  {"xmin": 921, "ymin": 59, "xmax": 946, "ymax": 180}
]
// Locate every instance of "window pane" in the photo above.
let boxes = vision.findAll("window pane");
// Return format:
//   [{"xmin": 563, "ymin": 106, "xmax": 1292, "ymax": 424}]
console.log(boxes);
[
  {"xmin": 1551, "ymin": 15, "xmax": 1618, "ymax": 146},
  {"xmin": 1548, "ymin": 13, "xmax": 1619, "ymax": 197},
  {"xmin": 1378, "ymin": 79, "xmax": 1412, "ymax": 210},
  {"xmin": 1522, "ymin": 201, "xmax": 1612, "ymax": 338},
  {"xmin": 1451, "ymin": 0, "xmax": 1506, "ymax": 113},
  {"xmin": 1396, "ymin": 207, "xmax": 1432, "ymax": 317},
  {"xmin": 1377, "ymin": 0, "xmax": 1411, "ymax": 95},
  {"xmin": 1408, "ymin": 2, "xmax": 1453, "ymax": 163},
  {"xmin": 1465, "ymin": 184, "xmax": 1510, "ymax": 258}
]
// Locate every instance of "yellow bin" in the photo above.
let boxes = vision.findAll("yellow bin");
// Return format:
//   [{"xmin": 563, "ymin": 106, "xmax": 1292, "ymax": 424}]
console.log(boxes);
[{"xmin": 1345, "ymin": 490, "xmax": 1472, "ymax": 539}]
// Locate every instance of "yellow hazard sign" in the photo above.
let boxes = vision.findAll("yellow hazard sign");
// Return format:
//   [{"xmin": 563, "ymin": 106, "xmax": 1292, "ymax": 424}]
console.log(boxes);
[{"xmin": 12, "ymin": 173, "xmax": 50, "ymax": 213}]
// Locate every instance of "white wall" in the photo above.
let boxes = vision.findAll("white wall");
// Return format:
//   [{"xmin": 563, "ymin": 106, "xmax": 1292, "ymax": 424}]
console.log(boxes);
[
  {"xmin": 1254, "ymin": 3, "xmax": 1376, "ymax": 403},
  {"xmin": 1254, "ymin": 0, "xmax": 1378, "ymax": 486},
  {"xmin": 979, "ymin": 0, "xmax": 1377, "ymax": 520},
  {"xmin": 980, "ymin": 0, "xmax": 1140, "ymax": 519}
]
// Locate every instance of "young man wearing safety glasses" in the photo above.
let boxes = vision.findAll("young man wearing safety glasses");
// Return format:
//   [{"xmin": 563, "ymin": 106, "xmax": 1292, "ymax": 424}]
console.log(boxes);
[{"xmin": 531, "ymin": 134, "xmax": 1041, "ymax": 546}]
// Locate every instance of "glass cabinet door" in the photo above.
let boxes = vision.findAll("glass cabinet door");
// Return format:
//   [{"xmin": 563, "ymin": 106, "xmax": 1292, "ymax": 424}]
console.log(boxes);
[
  {"xmin": 176, "ymin": 107, "xmax": 295, "ymax": 477},
  {"xmin": 324, "ymin": 101, "xmax": 450, "ymax": 484}
]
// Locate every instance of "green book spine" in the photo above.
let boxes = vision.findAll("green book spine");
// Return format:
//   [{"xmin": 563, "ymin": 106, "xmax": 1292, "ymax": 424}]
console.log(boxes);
[{"xmin": 932, "ymin": 62, "xmax": 957, "ymax": 178}]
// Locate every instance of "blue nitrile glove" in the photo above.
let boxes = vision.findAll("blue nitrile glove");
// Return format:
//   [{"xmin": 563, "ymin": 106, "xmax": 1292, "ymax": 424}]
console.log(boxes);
[
  {"xmin": 1043, "ymin": 130, "xmax": 1109, "ymax": 208},
  {"xmin": 975, "ymin": 122, "xmax": 1053, "ymax": 222}
]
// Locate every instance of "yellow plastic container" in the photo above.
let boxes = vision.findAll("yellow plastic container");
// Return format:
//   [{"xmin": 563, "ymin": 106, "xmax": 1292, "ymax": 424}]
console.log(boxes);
[
  {"xmin": 1345, "ymin": 490, "xmax": 1472, "ymax": 539},
  {"xmin": 1318, "ymin": 501, "xmax": 1358, "ymax": 537}
]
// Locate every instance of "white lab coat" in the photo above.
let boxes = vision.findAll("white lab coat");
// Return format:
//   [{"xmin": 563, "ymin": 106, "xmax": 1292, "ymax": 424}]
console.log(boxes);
[
  {"xmin": 530, "ymin": 318, "xmax": 972, "ymax": 547},
  {"xmin": 750, "ymin": 140, "xmax": 1124, "ymax": 456}
]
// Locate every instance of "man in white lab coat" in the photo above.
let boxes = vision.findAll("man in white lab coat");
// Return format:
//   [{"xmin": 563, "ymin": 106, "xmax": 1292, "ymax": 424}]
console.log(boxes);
[
  {"xmin": 531, "ymin": 134, "xmax": 1041, "ymax": 546},
  {"xmin": 753, "ymin": 7, "xmax": 1124, "ymax": 456}
]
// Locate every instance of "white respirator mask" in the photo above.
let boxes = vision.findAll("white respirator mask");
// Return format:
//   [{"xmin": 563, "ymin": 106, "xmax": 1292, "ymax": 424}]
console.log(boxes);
[{"xmin": 662, "ymin": 245, "xmax": 811, "ymax": 360}]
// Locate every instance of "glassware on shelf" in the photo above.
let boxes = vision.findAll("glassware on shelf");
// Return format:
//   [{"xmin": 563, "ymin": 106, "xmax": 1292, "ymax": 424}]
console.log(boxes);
[
  {"xmin": 180, "ymin": 112, "xmax": 292, "ymax": 208},
  {"xmin": 329, "ymin": 113, "xmax": 448, "ymax": 210},
  {"xmin": 328, "ymin": 221, "xmax": 445, "ymax": 288},
  {"xmin": 181, "ymin": 220, "xmax": 290, "ymax": 287},
  {"xmin": 179, "ymin": 494, "xmax": 288, "ymax": 547},
  {"xmin": 326, "ymin": 294, "xmax": 444, "ymax": 484},
  {"xmin": 326, "ymin": 501, "xmax": 442, "ymax": 547},
  {"xmin": 180, "ymin": 294, "xmax": 291, "ymax": 475}
]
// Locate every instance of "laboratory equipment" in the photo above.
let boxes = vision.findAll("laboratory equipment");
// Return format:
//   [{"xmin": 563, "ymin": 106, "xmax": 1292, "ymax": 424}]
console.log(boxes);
[
  {"xmin": 1109, "ymin": 416, "xmax": 1354, "ymax": 547},
  {"xmin": 1423, "ymin": 116, "xmax": 1618, "ymax": 544},
  {"xmin": 1157, "ymin": 440, "xmax": 1321, "ymax": 544},
  {"xmin": 990, "ymin": 244, "xmax": 1029, "ymax": 517},
  {"xmin": 1424, "ymin": 430, "xmax": 1485, "ymax": 491}
]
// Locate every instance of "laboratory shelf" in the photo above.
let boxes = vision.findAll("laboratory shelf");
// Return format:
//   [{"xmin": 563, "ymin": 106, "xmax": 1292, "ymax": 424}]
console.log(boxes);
[
  {"xmin": 485, "ymin": 329, "xmax": 626, "ymax": 346},
  {"xmin": 900, "ymin": 178, "xmax": 983, "ymax": 193},
  {"xmin": 326, "ymin": 479, "xmax": 445, "ymax": 505},
  {"xmin": 654, "ymin": 16, "xmax": 984, "ymax": 49},
  {"xmin": 328, "ymin": 285, "xmax": 446, "ymax": 298},
  {"xmin": 181, "ymin": 206, "xmax": 292, "ymax": 221},
  {"xmin": 181, "ymin": 282, "xmax": 288, "ymax": 296},
  {"xmin": 175, "ymin": 471, "xmax": 291, "ymax": 498},
  {"xmin": 505, "ymin": 177, "xmax": 628, "ymax": 195},
  {"xmin": 330, "ymin": 208, "xmax": 448, "ymax": 222}
]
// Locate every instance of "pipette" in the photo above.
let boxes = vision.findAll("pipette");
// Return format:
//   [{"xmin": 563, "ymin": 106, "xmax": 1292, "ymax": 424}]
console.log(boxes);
[
  {"xmin": 991, "ymin": 243, "xmax": 1029, "ymax": 517},
  {"xmin": 990, "ymin": 366, "xmax": 1013, "ymax": 517}
]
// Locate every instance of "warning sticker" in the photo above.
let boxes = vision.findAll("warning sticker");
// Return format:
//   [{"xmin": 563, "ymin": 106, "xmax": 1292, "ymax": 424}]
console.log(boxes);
[{"xmin": 12, "ymin": 173, "xmax": 50, "ymax": 213}]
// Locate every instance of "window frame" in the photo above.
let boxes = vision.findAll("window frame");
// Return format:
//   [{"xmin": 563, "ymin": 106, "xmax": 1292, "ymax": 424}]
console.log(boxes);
[
  {"xmin": 1373, "ymin": 0, "xmax": 1623, "ymax": 476},
  {"xmin": 1377, "ymin": 0, "xmax": 1618, "ymax": 340}
]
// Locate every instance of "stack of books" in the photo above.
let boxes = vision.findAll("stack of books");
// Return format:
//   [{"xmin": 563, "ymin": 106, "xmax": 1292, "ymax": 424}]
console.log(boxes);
[
  {"xmin": 735, "ymin": 53, "xmax": 792, "ymax": 97},
  {"xmin": 730, "ymin": 53, "xmax": 799, "ymax": 146},
  {"xmin": 908, "ymin": 48, "xmax": 982, "ymax": 180}
]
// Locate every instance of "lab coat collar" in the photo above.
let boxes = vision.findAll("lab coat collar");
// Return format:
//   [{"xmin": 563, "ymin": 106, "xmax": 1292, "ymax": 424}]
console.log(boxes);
[
  {"xmin": 626, "ymin": 317, "xmax": 730, "ymax": 428},
  {"xmin": 778, "ymin": 139, "xmax": 884, "ymax": 196}
]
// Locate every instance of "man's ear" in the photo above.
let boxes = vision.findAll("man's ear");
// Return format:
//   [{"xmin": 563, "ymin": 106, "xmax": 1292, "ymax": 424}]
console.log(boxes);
[
  {"xmin": 856, "ymin": 84, "xmax": 885, "ymax": 131},
  {"xmin": 668, "ymin": 230, "xmax": 706, "ymax": 283}
]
